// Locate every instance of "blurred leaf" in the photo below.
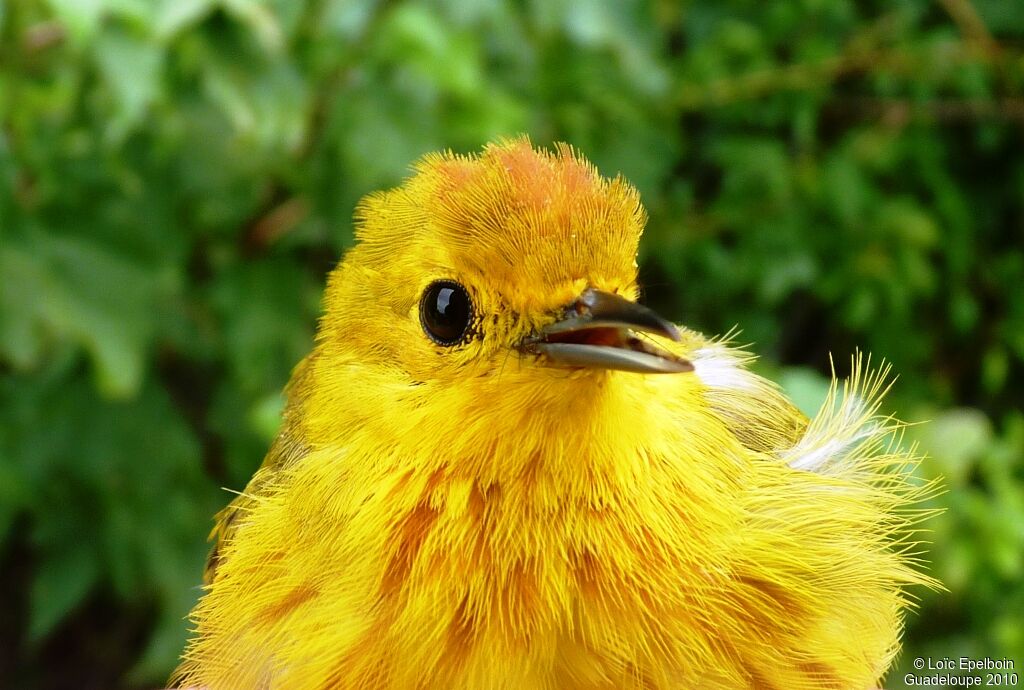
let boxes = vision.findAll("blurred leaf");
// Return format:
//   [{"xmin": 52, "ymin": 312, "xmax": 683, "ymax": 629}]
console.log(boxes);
[
  {"xmin": 778, "ymin": 367, "xmax": 832, "ymax": 418},
  {"xmin": 249, "ymin": 391, "xmax": 286, "ymax": 442},
  {"xmin": 19, "ymin": 234, "xmax": 156, "ymax": 397},
  {"xmin": 43, "ymin": 0, "xmax": 105, "ymax": 42},
  {"xmin": 200, "ymin": 47, "xmax": 308, "ymax": 151},
  {"xmin": 380, "ymin": 4, "xmax": 481, "ymax": 97},
  {"xmin": 153, "ymin": 0, "xmax": 215, "ymax": 39},
  {"xmin": 974, "ymin": 0, "xmax": 1024, "ymax": 31},
  {"xmin": 210, "ymin": 257, "xmax": 316, "ymax": 393},
  {"xmin": 0, "ymin": 245, "xmax": 48, "ymax": 370},
  {"xmin": 93, "ymin": 26, "xmax": 164, "ymax": 140},
  {"xmin": 321, "ymin": 0, "xmax": 380, "ymax": 39},
  {"xmin": 0, "ymin": 455, "xmax": 28, "ymax": 545},
  {"xmin": 2, "ymin": 362, "xmax": 217, "ymax": 679},
  {"xmin": 28, "ymin": 540, "xmax": 101, "ymax": 643},
  {"xmin": 918, "ymin": 409, "xmax": 993, "ymax": 487},
  {"xmin": 223, "ymin": 0, "xmax": 284, "ymax": 51}
]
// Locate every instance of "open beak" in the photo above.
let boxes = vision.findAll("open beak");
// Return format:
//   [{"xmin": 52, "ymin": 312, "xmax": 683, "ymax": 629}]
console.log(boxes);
[{"xmin": 523, "ymin": 288, "xmax": 693, "ymax": 374}]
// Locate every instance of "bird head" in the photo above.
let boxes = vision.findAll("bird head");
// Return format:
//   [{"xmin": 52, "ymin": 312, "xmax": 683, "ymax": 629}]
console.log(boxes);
[{"xmin": 319, "ymin": 138, "xmax": 692, "ymax": 387}]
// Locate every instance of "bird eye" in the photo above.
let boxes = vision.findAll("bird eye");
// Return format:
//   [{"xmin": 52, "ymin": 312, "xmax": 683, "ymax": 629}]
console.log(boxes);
[{"xmin": 420, "ymin": 280, "xmax": 473, "ymax": 346}]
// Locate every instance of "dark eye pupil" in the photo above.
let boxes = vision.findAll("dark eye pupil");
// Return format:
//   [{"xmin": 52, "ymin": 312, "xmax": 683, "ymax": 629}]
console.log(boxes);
[{"xmin": 420, "ymin": 280, "xmax": 472, "ymax": 345}]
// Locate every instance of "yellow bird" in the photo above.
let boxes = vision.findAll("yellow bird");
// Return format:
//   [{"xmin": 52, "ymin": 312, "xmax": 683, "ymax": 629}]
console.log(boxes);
[{"xmin": 174, "ymin": 138, "xmax": 936, "ymax": 690}]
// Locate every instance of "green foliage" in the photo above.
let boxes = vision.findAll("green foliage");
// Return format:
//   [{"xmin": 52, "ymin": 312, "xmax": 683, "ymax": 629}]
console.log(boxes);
[{"xmin": 1, "ymin": 0, "xmax": 1021, "ymax": 686}]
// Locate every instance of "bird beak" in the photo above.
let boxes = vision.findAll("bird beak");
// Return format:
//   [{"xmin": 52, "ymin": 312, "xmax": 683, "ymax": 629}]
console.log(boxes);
[{"xmin": 523, "ymin": 288, "xmax": 694, "ymax": 374}]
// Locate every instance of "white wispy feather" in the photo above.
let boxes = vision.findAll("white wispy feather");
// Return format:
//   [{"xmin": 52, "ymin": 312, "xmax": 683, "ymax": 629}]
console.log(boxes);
[
  {"xmin": 783, "ymin": 353, "xmax": 893, "ymax": 474},
  {"xmin": 692, "ymin": 342, "xmax": 759, "ymax": 392}
]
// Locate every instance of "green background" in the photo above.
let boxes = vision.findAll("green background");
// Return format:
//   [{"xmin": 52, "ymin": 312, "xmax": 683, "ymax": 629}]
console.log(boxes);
[{"xmin": 1, "ymin": 0, "xmax": 1022, "ymax": 687}]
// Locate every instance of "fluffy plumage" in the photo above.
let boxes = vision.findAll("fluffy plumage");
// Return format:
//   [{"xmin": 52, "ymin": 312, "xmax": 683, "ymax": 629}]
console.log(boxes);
[{"xmin": 174, "ymin": 138, "xmax": 936, "ymax": 690}]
